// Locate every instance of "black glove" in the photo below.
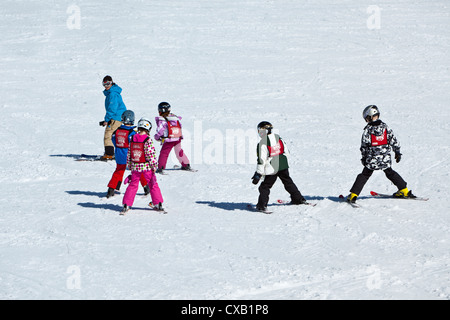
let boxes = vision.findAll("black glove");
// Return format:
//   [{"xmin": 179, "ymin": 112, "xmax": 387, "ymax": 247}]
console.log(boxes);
[
  {"xmin": 99, "ymin": 121, "xmax": 106, "ymax": 126},
  {"xmin": 395, "ymin": 152, "xmax": 402, "ymax": 163},
  {"xmin": 251, "ymin": 172, "xmax": 262, "ymax": 185}
]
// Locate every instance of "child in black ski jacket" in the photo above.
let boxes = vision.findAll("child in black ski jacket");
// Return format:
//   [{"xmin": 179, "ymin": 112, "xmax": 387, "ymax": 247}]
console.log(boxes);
[
  {"xmin": 251, "ymin": 121, "xmax": 306, "ymax": 212},
  {"xmin": 346, "ymin": 105, "xmax": 415, "ymax": 203}
]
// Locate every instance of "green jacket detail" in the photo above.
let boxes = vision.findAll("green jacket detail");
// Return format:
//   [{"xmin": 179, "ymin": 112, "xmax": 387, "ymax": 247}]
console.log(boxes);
[{"xmin": 256, "ymin": 133, "xmax": 289, "ymax": 175}]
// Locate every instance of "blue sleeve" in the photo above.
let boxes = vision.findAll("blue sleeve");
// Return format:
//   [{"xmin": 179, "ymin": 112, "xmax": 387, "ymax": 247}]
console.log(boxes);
[{"xmin": 104, "ymin": 93, "xmax": 120, "ymax": 122}]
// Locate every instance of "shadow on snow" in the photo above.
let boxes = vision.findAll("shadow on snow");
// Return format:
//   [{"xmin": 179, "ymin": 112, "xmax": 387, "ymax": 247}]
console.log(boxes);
[
  {"xmin": 50, "ymin": 154, "xmax": 99, "ymax": 159},
  {"xmin": 196, "ymin": 195, "xmax": 330, "ymax": 211},
  {"xmin": 66, "ymin": 190, "xmax": 107, "ymax": 198},
  {"xmin": 196, "ymin": 201, "xmax": 251, "ymax": 212}
]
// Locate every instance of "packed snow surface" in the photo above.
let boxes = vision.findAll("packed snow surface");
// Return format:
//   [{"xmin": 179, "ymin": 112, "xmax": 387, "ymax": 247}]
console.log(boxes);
[{"xmin": 0, "ymin": 0, "xmax": 449, "ymax": 299}]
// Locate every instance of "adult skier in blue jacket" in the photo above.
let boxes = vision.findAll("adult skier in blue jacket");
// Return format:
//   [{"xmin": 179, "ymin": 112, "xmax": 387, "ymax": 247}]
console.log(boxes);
[{"xmin": 100, "ymin": 75, "xmax": 127, "ymax": 161}]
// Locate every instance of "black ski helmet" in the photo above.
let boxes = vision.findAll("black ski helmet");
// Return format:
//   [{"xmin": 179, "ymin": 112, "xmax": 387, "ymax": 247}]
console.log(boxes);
[
  {"xmin": 257, "ymin": 121, "xmax": 273, "ymax": 135},
  {"xmin": 158, "ymin": 102, "xmax": 171, "ymax": 114}
]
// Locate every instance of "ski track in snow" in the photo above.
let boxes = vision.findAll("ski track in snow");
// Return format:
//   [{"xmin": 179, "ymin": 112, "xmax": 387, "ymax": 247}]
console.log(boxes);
[{"xmin": 1, "ymin": 0, "xmax": 450, "ymax": 300}]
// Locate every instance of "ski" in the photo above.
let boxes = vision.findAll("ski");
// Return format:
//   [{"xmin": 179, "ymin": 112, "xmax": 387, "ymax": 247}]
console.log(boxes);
[
  {"xmin": 156, "ymin": 166, "xmax": 197, "ymax": 175},
  {"xmin": 148, "ymin": 202, "xmax": 168, "ymax": 214},
  {"xmin": 76, "ymin": 154, "xmax": 101, "ymax": 161},
  {"xmin": 76, "ymin": 154, "xmax": 114, "ymax": 162},
  {"xmin": 247, "ymin": 204, "xmax": 273, "ymax": 214},
  {"xmin": 339, "ymin": 195, "xmax": 361, "ymax": 208},
  {"xmin": 277, "ymin": 199, "xmax": 317, "ymax": 207},
  {"xmin": 370, "ymin": 191, "xmax": 429, "ymax": 201},
  {"xmin": 173, "ymin": 165, "xmax": 198, "ymax": 172}
]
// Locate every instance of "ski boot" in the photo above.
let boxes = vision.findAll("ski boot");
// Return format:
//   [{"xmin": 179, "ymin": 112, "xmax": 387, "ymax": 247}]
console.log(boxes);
[
  {"xmin": 256, "ymin": 205, "xmax": 268, "ymax": 212},
  {"xmin": 120, "ymin": 204, "xmax": 130, "ymax": 215},
  {"xmin": 100, "ymin": 154, "xmax": 115, "ymax": 161},
  {"xmin": 346, "ymin": 192, "xmax": 358, "ymax": 203},
  {"xmin": 156, "ymin": 168, "xmax": 165, "ymax": 174},
  {"xmin": 393, "ymin": 188, "xmax": 416, "ymax": 199},
  {"xmin": 181, "ymin": 164, "xmax": 192, "ymax": 171},
  {"xmin": 106, "ymin": 187, "xmax": 115, "ymax": 198},
  {"xmin": 155, "ymin": 202, "xmax": 166, "ymax": 212},
  {"xmin": 255, "ymin": 205, "xmax": 272, "ymax": 214},
  {"xmin": 290, "ymin": 196, "xmax": 307, "ymax": 205},
  {"xmin": 143, "ymin": 185, "xmax": 150, "ymax": 196},
  {"xmin": 149, "ymin": 202, "xmax": 166, "ymax": 213}
]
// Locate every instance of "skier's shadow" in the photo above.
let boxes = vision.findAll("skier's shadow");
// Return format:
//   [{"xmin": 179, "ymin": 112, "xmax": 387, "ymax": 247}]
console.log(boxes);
[
  {"xmin": 78, "ymin": 202, "xmax": 122, "ymax": 212},
  {"xmin": 50, "ymin": 154, "xmax": 98, "ymax": 159},
  {"xmin": 328, "ymin": 196, "xmax": 344, "ymax": 203},
  {"xmin": 78, "ymin": 202, "xmax": 155, "ymax": 214},
  {"xmin": 197, "ymin": 195, "xmax": 326, "ymax": 211},
  {"xmin": 196, "ymin": 201, "xmax": 251, "ymax": 212},
  {"xmin": 66, "ymin": 190, "xmax": 106, "ymax": 198},
  {"xmin": 50, "ymin": 154, "xmax": 79, "ymax": 159}
]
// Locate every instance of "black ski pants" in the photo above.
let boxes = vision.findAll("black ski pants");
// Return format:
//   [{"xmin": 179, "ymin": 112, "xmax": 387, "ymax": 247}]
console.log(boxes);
[
  {"xmin": 257, "ymin": 169, "xmax": 303, "ymax": 208},
  {"xmin": 350, "ymin": 167, "xmax": 407, "ymax": 196}
]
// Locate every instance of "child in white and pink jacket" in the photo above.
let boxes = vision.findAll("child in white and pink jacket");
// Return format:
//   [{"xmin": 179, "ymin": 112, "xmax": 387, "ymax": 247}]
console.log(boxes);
[
  {"xmin": 121, "ymin": 117, "xmax": 164, "ymax": 214},
  {"xmin": 154, "ymin": 102, "xmax": 191, "ymax": 173}
]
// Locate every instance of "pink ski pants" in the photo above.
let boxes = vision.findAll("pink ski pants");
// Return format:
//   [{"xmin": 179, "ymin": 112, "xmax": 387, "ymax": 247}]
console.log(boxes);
[
  {"xmin": 158, "ymin": 140, "xmax": 190, "ymax": 169},
  {"xmin": 123, "ymin": 170, "xmax": 163, "ymax": 207}
]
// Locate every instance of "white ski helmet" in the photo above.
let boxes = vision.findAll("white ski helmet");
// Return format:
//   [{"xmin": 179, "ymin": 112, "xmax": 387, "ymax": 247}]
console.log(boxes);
[
  {"xmin": 363, "ymin": 105, "xmax": 380, "ymax": 122},
  {"xmin": 137, "ymin": 117, "xmax": 152, "ymax": 131}
]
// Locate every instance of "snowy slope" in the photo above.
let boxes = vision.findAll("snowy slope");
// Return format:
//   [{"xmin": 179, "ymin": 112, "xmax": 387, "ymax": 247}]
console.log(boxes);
[{"xmin": 0, "ymin": 0, "xmax": 449, "ymax": 300}]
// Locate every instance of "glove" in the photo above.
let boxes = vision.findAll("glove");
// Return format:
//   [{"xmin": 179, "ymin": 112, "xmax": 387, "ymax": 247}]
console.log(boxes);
[
  {"xmin": 124, "ymin": 175, "xmax": 132, "ymax": 185},
  {"xmin": 251, "ymin": 172, "xmax": 262, "ymax": 185},
  {"xmin": 395, "ymin": 152, "xmax": 402, "ymax": 163}
]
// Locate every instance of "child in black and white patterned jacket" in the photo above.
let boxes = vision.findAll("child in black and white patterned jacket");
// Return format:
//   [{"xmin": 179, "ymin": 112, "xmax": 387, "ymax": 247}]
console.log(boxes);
[{"xmin": 346, "ymin": 105, "xmax": 416, "ymax": 203}]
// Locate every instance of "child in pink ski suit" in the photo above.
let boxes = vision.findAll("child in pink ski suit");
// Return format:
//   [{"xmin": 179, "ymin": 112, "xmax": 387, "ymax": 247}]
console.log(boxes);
[
  {"xmin": 154, "ymin": 102, "xmax": 191, "ymax": 173},
  {"xmin": 121, "ymin": 117, "xmax": 164, "ymax": 214}
]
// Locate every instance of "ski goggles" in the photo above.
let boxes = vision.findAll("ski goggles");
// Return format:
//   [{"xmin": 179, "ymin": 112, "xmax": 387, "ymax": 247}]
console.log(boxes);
[
  {"xmin": 103, "ymin": 81, "xmax": 113, "ymax": 87},
  {"xmin": 258, "ymin": 128, "xmax": 268, "ymax": 137}
]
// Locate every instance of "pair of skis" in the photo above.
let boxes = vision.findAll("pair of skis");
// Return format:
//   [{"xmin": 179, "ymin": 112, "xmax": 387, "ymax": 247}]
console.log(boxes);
[
  {"xmin": 120, "ymin": 202, "xmax": 167, "ymax": 215},
  {"xmin": 369, "ymin": 191, "xmax": 428, "ymax": 201},
  {"xmin": 247, "ymin": 199, "xmax": 316, "ymax": 214},
  {"xmin": 251, "ymin": 191, "xmax": 428, "ymax": 213},
  {"xmin": 339, "ymin": 191, "xmax": 429, "ymax": 208}
]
